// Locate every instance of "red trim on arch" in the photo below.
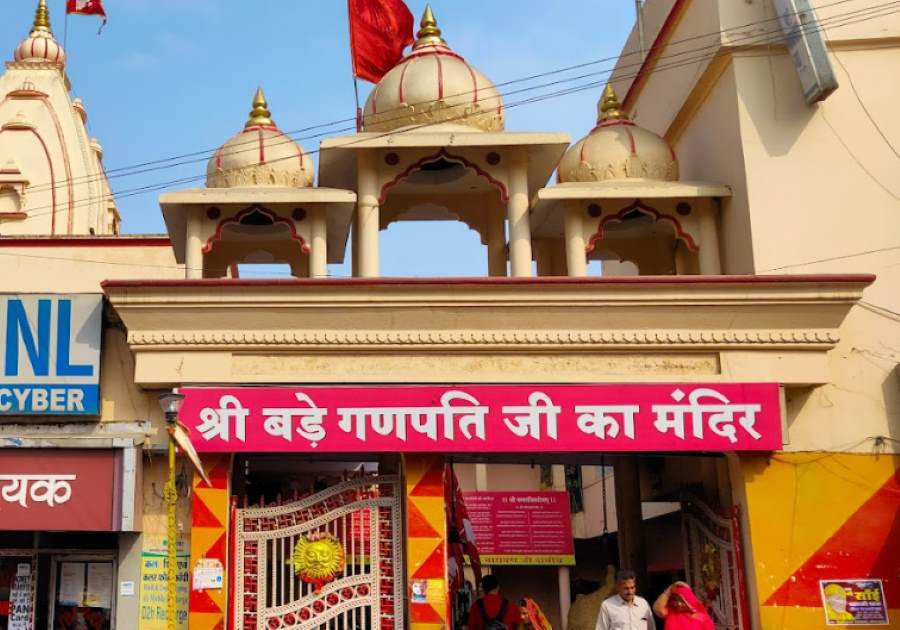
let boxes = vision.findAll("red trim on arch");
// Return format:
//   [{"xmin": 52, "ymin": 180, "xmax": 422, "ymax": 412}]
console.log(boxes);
[
  {"xmin": 202, "ymin": 205, "xmax": 310, "ymax": 255},
  {"xmin": 379, "ymin": 149, "xmax": 509, "ymax": 205},
  {"xmin": 586, "ymin": 199, "xmax": 698, "ymax": 253}
]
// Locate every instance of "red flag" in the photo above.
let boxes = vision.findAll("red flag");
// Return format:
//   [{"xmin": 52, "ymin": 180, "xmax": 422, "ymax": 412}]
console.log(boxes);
[
  {"xmin": 66, "ymin": 0, "xmax": 107, "ymax": 30},
  {"xmin": 445, "ymin": 464, "xmax": 481, "ymax": 596},
  {"xmin": 348, "ymin": 0, "xmax": 414, "ymax": 83}
]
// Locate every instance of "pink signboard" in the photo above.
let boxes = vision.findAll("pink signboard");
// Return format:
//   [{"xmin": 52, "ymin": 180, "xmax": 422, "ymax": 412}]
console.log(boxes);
[
  {"xmin": 463, "ymin": 491, "xmax": 575, "ymax": 565},
  {"xmin": 178, "ymin": 384, "xmax": 781, "ymax": 453}
]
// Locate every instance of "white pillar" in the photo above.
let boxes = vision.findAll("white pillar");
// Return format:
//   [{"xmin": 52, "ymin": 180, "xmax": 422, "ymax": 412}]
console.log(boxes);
[
  {"xmin": 185, "ymin": 210, "xmax": 203, "ymax": 279},
  {"xmin": 563, "ymin": 204, "xmax": 587, "ymax": 277},
  {"xmin": 487, "ymin": 207, "xmax": 507, "ymax": 277},
  {"xmin": 357, "ymin": 151, "xmax": 380, "ymax": 278},
  {"xmin": 507, "ymin": 151, "xmax": 533, "ymax": 277},
  {"xmin": 697, "ymin": 204, "xmax": 722, "ymax": 275},
  {"xmin": 551, "ymin": 465, "xmax": 572, "ymax": 629},
  {"xmin": 310, "ymin": 206, "xmax": 327, "ymax": 278}
]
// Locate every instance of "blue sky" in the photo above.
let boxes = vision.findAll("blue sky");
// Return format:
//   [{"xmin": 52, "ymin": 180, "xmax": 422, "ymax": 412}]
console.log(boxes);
[{"xmin": 2, "ymin": 1, "xmax": 636, "ymax": 276}]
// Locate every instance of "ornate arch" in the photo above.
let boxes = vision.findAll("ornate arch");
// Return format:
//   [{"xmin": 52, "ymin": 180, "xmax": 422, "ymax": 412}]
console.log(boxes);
[
  {"xmin": 203, "ymin": 204, "xmax": 310, "ymax": 255},
  {"xmin": 586, "ymin": 199, "xmax": 698, "ymax": 253},
  {"xmin": 378, "ymin": 148, "xmax": 509, "ymax": 205}
]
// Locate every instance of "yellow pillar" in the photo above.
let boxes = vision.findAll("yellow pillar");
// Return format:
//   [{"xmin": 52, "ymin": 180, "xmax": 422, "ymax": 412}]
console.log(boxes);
[
  {"xmin": 188, "ymin": 454, "xmax": 231, "ymax": 630},
  {"xmin": 405, "ymin": 454, "xmax": 449, "ymax": 630},
  {"xmin": 486, "ymin": 207, "xmax": 507, "ymax": 277},
  {"xmin": 357, "ymin": 150, "xmax": 380, "ymax": 278},
  {"xmin": 564, "ymin": 204, "xmax": 587, "ymax": 277},
  {"xmin": 507, "ymin": 151, "xmax": 533, "ymax": 277},
  {"xmin": 310, "ymin": 206, "xmax": 327, "ymax": 278},
  {"xmin": 185, "ymin": 210, "xmax": 203, "ymax": 279}
]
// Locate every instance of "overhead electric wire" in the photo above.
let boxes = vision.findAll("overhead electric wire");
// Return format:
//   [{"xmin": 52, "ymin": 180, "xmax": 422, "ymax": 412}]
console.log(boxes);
[
  {"xmin": 12, "ymin": 0, "xmax": 900, "ymax": 225},
  {"xmin": 17, "ymin": 0, "xmax": 893, "ymax": 197}
]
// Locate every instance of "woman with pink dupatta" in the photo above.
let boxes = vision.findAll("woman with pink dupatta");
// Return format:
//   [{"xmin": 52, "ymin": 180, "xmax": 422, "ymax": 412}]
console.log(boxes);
[{"xmin": 652, "ymin": 582, "xmax": 715, "ymax": 630}]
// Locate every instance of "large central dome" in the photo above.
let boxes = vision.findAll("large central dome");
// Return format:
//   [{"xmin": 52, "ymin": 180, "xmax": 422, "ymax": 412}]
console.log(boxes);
[{"xmin": 361, "ymin": 6, "xmax": 504, "ymax": 133}]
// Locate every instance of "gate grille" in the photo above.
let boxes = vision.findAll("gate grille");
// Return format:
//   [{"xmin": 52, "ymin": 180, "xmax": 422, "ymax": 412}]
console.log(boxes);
[{"xmin": 234, "ymin": 476, "xmax": 403, "ymax": 630}]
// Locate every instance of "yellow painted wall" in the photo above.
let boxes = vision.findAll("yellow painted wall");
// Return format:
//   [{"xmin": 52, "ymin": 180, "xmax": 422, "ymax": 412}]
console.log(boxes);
[{"xmin": 740, "ymin": 453, "xmax": 900, "ymax": 629}]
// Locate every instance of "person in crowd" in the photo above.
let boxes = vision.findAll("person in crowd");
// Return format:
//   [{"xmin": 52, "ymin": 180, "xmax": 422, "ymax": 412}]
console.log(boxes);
[
  {"xmin": 595, "ymin": 569, "xmax": 656, "ymax": 630},
  {"xmin": 519, "ymin": 597, "xmax": 553, "ymax": 629},
  {"xmin": 467, "ymin": 574, "xmax": 523, "ymax": 630},
  {"xmin": 652, "ymin": 582, "xmax": 714, "ymax": 630}
]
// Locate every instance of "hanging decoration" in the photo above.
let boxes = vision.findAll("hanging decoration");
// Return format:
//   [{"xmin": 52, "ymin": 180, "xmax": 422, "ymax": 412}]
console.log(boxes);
[{"xmin": 293, "ymin": 532, "xmax": 346, "ymax": 593}]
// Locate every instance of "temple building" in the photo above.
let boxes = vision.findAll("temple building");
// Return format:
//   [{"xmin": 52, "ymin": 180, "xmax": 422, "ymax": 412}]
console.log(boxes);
[{"xmin": 0, "ymin": 2, "xmax": 897, "ymax": 630}]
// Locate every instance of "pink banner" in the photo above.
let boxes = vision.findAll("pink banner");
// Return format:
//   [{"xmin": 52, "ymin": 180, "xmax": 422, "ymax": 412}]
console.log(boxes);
[
  {"xmin": 463, "ymin": 491, "xmax": 575, "ymax": 565},
  {"xmin": 178, "ymin": 383, "xmax": 781, "ymax": 453}
]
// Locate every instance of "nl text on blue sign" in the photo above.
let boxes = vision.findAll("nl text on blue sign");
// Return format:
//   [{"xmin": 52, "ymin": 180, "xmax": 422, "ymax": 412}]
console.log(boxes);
[{"xmin": 1, "ymin": 294, "xmax": 102, "ymax": 415}]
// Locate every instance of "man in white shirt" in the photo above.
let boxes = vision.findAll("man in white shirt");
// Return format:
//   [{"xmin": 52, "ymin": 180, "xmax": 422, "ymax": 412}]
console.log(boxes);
[{"xmin": 595, "ymin": 569, "xmax": 657, "ymax": 630}]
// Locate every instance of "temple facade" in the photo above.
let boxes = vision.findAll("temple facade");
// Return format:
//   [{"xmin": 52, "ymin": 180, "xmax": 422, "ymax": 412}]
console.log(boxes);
[{"xmin": 0, "ymin": 2, "xmax": 897, "ymax": 630}]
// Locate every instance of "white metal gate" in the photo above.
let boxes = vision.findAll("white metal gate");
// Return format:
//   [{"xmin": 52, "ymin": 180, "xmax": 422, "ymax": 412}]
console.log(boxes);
[
  {"xmin": 681, "ymin": 493, "xmax": 751, "ymax": 630},
  {"xmin": 234, "ymin": 476, "xmax": 403, "ymax": 630}
]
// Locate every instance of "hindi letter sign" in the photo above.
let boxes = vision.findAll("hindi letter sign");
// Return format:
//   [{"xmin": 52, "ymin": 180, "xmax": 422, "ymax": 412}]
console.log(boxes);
[
  {"xmin": 464, "ymin": 492, "xmax": 575, "ymax": 565},
  {"xmin": 0, "ymin": 449, "xmax": 118, "ymax": 531},
  {"xmin": 820, "ymin": 580, "xmax": 889, "ymax": 626},
  {"xmin": 179, "ymin": 384, "xmax": 782, "ymax": 453}
]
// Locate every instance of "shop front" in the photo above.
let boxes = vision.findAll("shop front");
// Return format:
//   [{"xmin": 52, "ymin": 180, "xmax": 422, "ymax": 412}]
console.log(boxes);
[
  {"xmin": 0, "ymin": 448, "xmax": 139, "ymax": 630},
  {"xmin": 165, "ymin": 382, "xmax": 781, "ymax": 630}
]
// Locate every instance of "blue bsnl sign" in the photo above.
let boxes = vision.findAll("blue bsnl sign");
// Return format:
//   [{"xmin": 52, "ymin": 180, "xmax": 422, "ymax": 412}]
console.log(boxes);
[{"xmin": 1, "ymin": 295, "xmax": 102, "ymax": 415}]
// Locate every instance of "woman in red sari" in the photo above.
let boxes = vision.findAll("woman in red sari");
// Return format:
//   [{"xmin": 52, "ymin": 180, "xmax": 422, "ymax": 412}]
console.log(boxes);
[{"xmin": 652, "ymin": 582, "xmax": 715, "ymax": 630}]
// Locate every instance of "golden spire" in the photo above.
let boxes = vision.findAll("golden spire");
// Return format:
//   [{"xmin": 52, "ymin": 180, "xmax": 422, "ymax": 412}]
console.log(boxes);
[
  {"xmin": 598, "ymin": 84, "xmax": 627, "ymax": 122},
  {"xmin": 414, "ymin": 4, "xmax": 447, "ymax": 49},
  {"xmin": 245, "ymin": 87, "xmax": 275, "ymax": 128},
  {"xmin": 32, "ymin": 0, "xmax": 52, "ymax": 33}
]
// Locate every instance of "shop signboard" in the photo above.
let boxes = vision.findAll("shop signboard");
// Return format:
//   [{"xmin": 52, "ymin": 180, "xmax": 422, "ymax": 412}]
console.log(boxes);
[
  {"xmin": 463, "ymin": 491, "xmax": 574, "ymax": 565},
  {"xmin": 0, "ymin": 294, "xmax": 102, "ymax": 416},
  {"xmin": 0, "ymin": 449, "xmax": 118, "ymax": 531},
  {"xmin": 772, "ymin": 0, "xmax": 838, "ymax": 104},
  {"xmin": 820, "ymin": 579, "xmax": 889, "ymax": 626},
  {"xmin": 179, "ymin": 383, "xmax": 782, "ymax": 453}
]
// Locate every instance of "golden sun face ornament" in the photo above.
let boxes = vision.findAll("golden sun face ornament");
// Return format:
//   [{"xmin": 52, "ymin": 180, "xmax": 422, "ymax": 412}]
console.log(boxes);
[{"xmin": 293, "ymin": 532, "xmax": 346, "ymax": 592}]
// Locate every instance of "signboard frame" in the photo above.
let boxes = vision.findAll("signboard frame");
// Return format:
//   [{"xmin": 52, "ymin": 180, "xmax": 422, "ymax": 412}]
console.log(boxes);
[
  {"xmin": 772, "ymin": 0, "xmax": 839, "ymax": 104},
  {"xmin": 0, "ymin": 294, "xmax": 103, "ymax": 417}
]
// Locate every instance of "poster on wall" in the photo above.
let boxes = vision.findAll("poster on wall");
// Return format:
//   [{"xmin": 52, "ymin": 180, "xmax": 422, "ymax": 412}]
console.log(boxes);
[
  {"xmin": 820, "ymin": 580, "xmax": 889, "ymax": 626},
  {"xmin": 58, "ymin": 563, "xmax": 86, "ymax": 607},
  {"xmin": 139, "ymin": 537, "xmax": 190, "ymax": 630},
  {"xmin": 463, "ymin": 491, "xmax": 575, "ymax": 565},
  {"xmin": 84, "ymin": 564, "xmax": 113, "ymax": 609},
  {"xmin": 8, "ymin": 567, "xmax": 33, "ymax": 630}
]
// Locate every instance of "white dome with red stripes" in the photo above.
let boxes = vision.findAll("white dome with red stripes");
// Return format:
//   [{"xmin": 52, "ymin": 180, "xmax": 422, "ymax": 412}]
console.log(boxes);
[
  {"xmin": 13, "ymin": 0, "xmax": 65, "ymax": 66},
  {"xmin": 362, "ymin": 6, "xmax": 503, "ymax": 133},
  {"xmin": 207, "ymin": 88, "xmax": 314, "ymax": 189}
]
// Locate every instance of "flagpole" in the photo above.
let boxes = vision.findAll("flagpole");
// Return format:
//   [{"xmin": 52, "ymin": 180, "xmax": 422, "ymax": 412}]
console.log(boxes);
[
  {"xmin": 347, "ymin": 0, "xmax": 362, "ymax": 131},
  {"xmin": 63, "ymin": 8, "xmax": 69, "ymax": 51}
]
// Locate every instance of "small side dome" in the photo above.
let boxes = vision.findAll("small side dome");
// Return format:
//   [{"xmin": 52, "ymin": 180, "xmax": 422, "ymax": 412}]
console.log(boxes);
[
  {"xmin": 557, "ymin": 85, "xmax": 678, "ymax": 183},
  {"xmin": 362, "ymin": 5, "xmax": 503, "ymax": 133},
  {"xmin": 206, "ymin": 88, "xmax": 314, "ymax": 189},
  {"xmin": 90, "ymin": 138, "xmax": 103, "ymax": 160},
  {"xmin": 14, "ymin": 0, "xmax": 65, "ymax": 66}
]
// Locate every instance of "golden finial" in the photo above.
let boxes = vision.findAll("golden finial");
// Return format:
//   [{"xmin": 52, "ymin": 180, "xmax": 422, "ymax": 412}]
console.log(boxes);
[
  {"xmin": 245, "ymin": 87, "xmax": 275, "ymax": 128},
  {"xmin": 598, "ymin": 84, "xmax": 627, "ymax": 122},
  {"xmin": 414, "ymin": 4, "xmax": 447, "ymax": 49},
  {"xmin": 32, "ymin": 0, "xmax": 52, "ymax": 33}
]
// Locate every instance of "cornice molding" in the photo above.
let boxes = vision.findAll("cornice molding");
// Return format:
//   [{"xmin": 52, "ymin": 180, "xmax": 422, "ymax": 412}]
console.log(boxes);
[{"xmin": 127, "ymin": 328, "xmax": 838, "ymax": 350}]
